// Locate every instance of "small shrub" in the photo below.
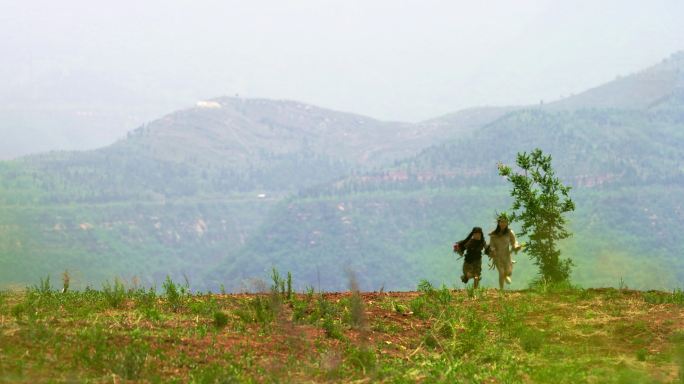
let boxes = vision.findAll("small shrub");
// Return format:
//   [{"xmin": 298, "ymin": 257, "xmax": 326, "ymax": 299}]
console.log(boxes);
[
  {"xmin": 213, "ymin": 311, "xmax": 229, "ymax": 329},
  {"xmin": 423, "ymin": 333, "xmax": 439, "ymax": 349},
  {"xmin": 32, "ymin": 275, "xmax": 52, "ymax": 296},
  {"xmin": 417, "ymin": 279, "xmax": 434, "ymax": 294},
  {"xmin": 409, "ymin": 296, "xmax": 428, "ymax": 319},
  {"xmin": 163, "ymin": 276, "xmax": 188, "ymax": 312},
  {"xmin": 391, "ymin": 300, "xmax": 410, "ymax": 315},
  {"xmin": 341, "ymin": 294, "xmax": 366, "ymax": 330},
  {"xmin": 102, "ymin": 279, "xmax": 127, "ymax": 308},
  {"xmin": 292, "ymin": 297, "xmax": 309, "ymax": 322},
  {"xmin": 271, "ymin": 268, "xmax": 284, "ymax": 295},
  {"xmin": 133, "ymin": 287, "xmax": 157, "ymax": 309},
  {"xmin": 322, "ymin": 316, "xmax": 343, "ymax": 340},
  {"xmin": 438, "ymin": 322, "xmax": 455, "ymax": 339},
  {"xmin": 635, "ymin": 348, "xmax": 647, "ymax": 362},
  {"xmin": 436, "ymin": 285, "xmax": 452, "ymax": 305},
  {"xmin": 304, "ymin": 286, "xmax": 315, "ymax": 302}
]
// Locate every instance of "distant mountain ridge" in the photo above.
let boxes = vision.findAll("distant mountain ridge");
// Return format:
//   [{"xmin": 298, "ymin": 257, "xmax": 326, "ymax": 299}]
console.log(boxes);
[{"xmin": 548, "ymin": 51, "xmax": 684, "ymax": 111}]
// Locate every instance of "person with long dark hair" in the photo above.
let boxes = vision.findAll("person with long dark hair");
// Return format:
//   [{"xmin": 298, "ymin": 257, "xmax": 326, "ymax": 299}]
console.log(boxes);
[
  {"xmin": 488, "ymin": 214, "xmax": 522, "ymax": 290},
  {"xmin": 453, "ymin": 227, "xmax": 487, "ymax": 288}
]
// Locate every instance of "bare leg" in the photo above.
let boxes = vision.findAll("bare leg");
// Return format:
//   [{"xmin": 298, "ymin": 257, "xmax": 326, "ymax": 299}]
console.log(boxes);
[
  {"xmin": 473, "ymin": 276, "xmax": 480, "ymax": 289},
  {"xmin": 505, "ymin": 257, "xmax": 513, "ymax": 284}
]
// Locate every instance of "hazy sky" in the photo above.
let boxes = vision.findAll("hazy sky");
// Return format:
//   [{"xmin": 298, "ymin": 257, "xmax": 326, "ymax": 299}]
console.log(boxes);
[{"xmin": 1, "ymin": 0, "xmax": 683, "ymax": 157}]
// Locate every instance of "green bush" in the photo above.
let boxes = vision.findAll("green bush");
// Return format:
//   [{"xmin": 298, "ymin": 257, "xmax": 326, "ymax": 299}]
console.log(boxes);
[
  {"xmin": 322, "ymin": 316, "xmax": 344, "ymax": 340},
  {"xmin": 163, "ymin": 276, "xmax": 188, "ymax": 312},
  {"xmin": 31, "ymin": 275, "xmax": 53, "ymax": 297},
  {"xmin": 438, "ymin": 322, "xmax": 455, "ymax": 339},
  {"xmin": 213, "ymin": 311, "xmax": 229, "ymax": 329},
  {"xmin": 132, "ymin": 287, "xmax": 157, "ymax": 309},
  {"xmin": 102, "ymin": 279, "xmax": 127, "ymax": 308}
]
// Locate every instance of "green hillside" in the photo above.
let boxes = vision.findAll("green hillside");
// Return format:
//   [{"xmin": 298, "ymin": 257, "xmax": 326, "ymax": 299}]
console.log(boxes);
[
  {"xmin": 1, "ymin": 97, "xmax": 502, "ymax": 289},
  {"xmin": 1, "ymin": 53, "xmax": 684, "ymax": 292},
  {"xmin": 212, "ymin": 96, "xmax": 684, "ymax": 291},
  {"xmin": 208, "ymin": 185, "xmax": 683, "ymax": 292}
]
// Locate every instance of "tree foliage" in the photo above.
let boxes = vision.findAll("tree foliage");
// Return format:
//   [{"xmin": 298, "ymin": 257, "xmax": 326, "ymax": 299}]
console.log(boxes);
[{"xmin": 498, "ymin": 148, "xmax": 575, "ymax": 283}]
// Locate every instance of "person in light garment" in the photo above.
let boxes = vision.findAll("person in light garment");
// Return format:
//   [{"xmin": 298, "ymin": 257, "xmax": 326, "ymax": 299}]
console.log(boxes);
[
  {"xmin": 488, "ymin": 214, "xmax": 522, "ymax": 290},
  {"xmin": 453, "ymin": 227, "xmax": 487, "ymax": 289}
]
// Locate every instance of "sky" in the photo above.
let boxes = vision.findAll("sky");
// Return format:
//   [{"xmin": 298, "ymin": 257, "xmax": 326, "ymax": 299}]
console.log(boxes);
[{"xmin": 1, "ymin": 0, "xmax": 683, "ymax": 158}]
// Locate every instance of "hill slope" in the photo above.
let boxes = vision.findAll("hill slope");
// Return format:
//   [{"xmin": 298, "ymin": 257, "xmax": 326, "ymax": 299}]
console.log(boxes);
[
  {"xmin": 2, "ymin": 52, "xmax": 684, "ymax": 291},
  {"xmin": 548, "ymin": 51, "xmax": 684, "ymax": 110},
  {"xmin": 0, "ymin": 98, "xmax": 511, "ymax": 289},
  {"xmin": 208, "ymin": 55, "xmax": 684, "ymax": 291}
]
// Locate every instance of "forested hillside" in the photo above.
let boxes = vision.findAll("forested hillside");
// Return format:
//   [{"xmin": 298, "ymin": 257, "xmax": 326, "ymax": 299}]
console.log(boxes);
[
  {"xmin": 0, "ymin": 97, "xmax": 508, "ymax": 289},
  {"xmin": 1, "ymin": 52, "xmax": 683, "ymax": 292},
  {"xmin": 210, "ymin": 108, "xmax": 684, "ymax": 291}
]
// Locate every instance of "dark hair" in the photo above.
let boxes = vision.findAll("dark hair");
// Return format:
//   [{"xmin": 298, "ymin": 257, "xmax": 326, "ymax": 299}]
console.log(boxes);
[
  {"xmin": 460, "ymin": 227, "xmax": 485, "ymax": 248},
  {"xmin": 490, "ymin": 221, "xmax": 512, "ymax": 235}
]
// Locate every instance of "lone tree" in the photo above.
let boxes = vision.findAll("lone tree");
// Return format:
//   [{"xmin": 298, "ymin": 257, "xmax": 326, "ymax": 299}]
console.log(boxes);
[{"xmin": 497, "ymin": 148, "xmax": 575, "ymax": 283}]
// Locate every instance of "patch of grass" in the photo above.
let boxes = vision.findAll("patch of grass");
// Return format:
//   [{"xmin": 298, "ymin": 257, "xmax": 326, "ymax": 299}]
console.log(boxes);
[
  {"xmin": 189, "ymin": 296, "xmax": 219, "ymax": 316},
  {"xmin": 132, "ymin": 286, "xmax": 157, "ymax": 309},
  {"xmin": 235, "ymin": 295, "xmax": 275, "ymax": 325},
  {"xmin": 518, "ymin": 326, "xmax": 545, "ymax": 352},
  {"xmin": 371, "ymin": 320, "xmax": 401, "ymax": 334},
  {"xmin": 188, "ymin": 363, "xmax": 241, "ymax": 383},
  {"xmin": 643, "ymin": 289, "xmax": 684, "ymax": 305},
  {"xmin": 408, "ymin": 296, "xmax": 428, "ymax": 319},
  {"xmin": 102, "ymin": 278, "xmax": 127, "ymax": 308},
  {"xmin": 113, "ymin": 341, "xmax": 150, "ymax": 380},
  {"xmin": 670, "ymin": 331, "xmax": 684, "ymax": 382},
  {"xmin": 345, "ymin": 345, "xmax": 376, "ymax": 373},
  {"xmin": 1, "ymin": 277, "xmax": 683, "ymax": 383},
  {"xmin": 636, "ymin": 348, "xmax": 647, "ymax": 361}
]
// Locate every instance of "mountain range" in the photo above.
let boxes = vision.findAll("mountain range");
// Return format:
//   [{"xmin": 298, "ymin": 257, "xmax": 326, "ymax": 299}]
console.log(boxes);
[{"xmin": 1, "ymin": 51, "xmax": 683, "ymax": 292}]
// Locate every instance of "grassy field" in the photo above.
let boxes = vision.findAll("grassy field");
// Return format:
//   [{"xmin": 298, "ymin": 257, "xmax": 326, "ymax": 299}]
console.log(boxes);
[{"xmin": 1, "ymin": 276, "xmax": 683, "ymax": 383}]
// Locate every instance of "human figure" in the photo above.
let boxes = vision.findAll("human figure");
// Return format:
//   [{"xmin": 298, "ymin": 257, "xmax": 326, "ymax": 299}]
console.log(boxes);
[
  {"xmin": 488, "ymin": 215, "xmax": 521, "ymax": 290},
  {"xmin": 453, "ymin": 227, "xmax": 487, "ymax": 289}
]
